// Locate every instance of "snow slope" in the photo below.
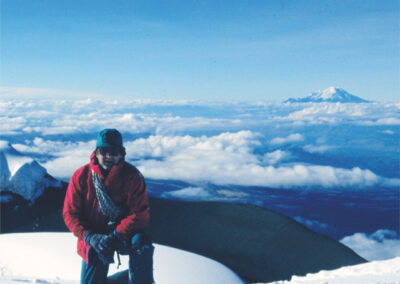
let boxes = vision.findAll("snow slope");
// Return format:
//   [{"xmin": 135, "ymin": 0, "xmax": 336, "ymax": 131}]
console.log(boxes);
[
  {"xmin": 264, "ymin": 257, "xmax": 400, "ymax": 284},
  {"xmin": 0, "ymin": 141, "xmax": 59, "ymax": 201},
  {"xmin": 0, "ymin": 233, "xmax": 245, "ymax": 284},
  {"xmin": 285, "ymin": 87, "xmax": 370, "ymax": 103},
  {"xmin": 1, "ymin": 233, "xmax": 398, "ymax": 284}
]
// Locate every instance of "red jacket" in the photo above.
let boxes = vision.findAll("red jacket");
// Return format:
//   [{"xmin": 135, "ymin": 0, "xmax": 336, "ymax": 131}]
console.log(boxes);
[{"xmin": 63, "ymin": 152, "xmax": 150, "ymax": 263}]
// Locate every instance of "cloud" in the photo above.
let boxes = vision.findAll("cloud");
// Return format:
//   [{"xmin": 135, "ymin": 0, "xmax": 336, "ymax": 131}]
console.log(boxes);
[
  {"xmin": 215, "ymin": 190, "xmax": 248, "ymax": 199},
  {"xmin": 0, "ymin": 88, "xmax": 219, "ymax": 108},
  {"xmin": 20, "ymin": 131, "xmax": 396, "ymax": 188},
  {"xmin": 43, "ymin": 142, "xmax": 96, "ymax": 178},
  {"xmin": 0, "ymin": 119, "xmax": 26, "ymax": 135},
  {"xmin": 263, "ymin": 150, "xmax": 289, "ymax": 164},
  {"xmin": 273, "ymin": 103, "xmax": 367, "ymax": 125},
  {"xmin": 294, "ymin": 216, "xmax": 329, "ymax": 230},
  {"xmin": 13, "ymin": 138, "xmax": 78, "ymax": 155},
  {"xmin": 362, "ymin": 117, "xmax": 400, "ymax": 126},
  {"xmin": 290, "ymin": 102, "xmax": 366, "ymax": 117},
  {"xmin": 1, "ymin": 98, "xmax": 398, "ymax": 189},
  {"xmin": 340, "ymin": 229, "xmax": 400, "ymax": 261},
  {"xmin": 139, "ymin": 160, "xmax": 384, "ymax": 188},
  {"xmin": 0, "ymin": 98, "xmax": 248, "ymax": 136},
  {"xmin": 1, "ymin": 98, "xmax": 399, "ymax": 140},
  {"xmin": 13, "ymin": 139, "xmax": 97, "ymax": 179},
  {"xmin": 161, "ymin": 187, "xmax": 210, "ymax": 200},
  {"xmin": 125, "ymin": 131, "xmax": 260, "ymax": 160},
  {"xmin": 273, "ymin": 102, "xmax": 400, "ymax": 126},
  {"xmin": 160, "ymin": 186, "xmax": 250, "ymax": 203},
  {"xmin": 303, "ymin": 144, "xmax": 334, "ymax": 154},
  {"xmin": 270, "ymin": 133, "xmax": 304, "ymax": 145},
  {"xmin": 126, "ymin": 132, "xmax": 397, "ymax": 189},
  {"xmin": 43, "ymin": 155, "xmax": 91, "ymax": 180}
]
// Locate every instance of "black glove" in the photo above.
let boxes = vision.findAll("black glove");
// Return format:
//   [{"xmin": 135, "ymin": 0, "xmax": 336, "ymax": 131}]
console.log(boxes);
[
  {"xmin": 110, "ymin": 230, "xmax": 129, "ymax": 253},
  {"xmin": 85, "ymin": 232, "xmax": 115, "ymax": 265}
]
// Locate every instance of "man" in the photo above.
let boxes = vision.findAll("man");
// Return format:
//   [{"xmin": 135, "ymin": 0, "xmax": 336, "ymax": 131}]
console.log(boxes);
[{"xmin": 63, "ymin": 128, "xmax": 154, "ymax": 284}]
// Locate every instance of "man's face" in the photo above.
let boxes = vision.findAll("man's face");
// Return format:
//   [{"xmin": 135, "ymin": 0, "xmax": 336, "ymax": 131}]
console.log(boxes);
[{"xmin": 96, "ymin": 147, "xmax": 122, "ymax": 170}]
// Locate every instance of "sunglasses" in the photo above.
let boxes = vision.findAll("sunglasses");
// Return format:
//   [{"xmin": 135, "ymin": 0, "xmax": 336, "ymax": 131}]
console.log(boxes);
[{"xmin": 98, "ymin": 147, "xmax": 121, "ymax": 156}]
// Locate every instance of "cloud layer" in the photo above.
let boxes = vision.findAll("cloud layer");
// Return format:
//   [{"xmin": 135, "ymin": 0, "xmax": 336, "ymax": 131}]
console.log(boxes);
[
  {"xmin": 1, "ymin": 98, "xmax": 398, "ymax": 189},
  {"xmin": 11, "ymin": 130, "xmax": 398, "ymax": 189},
  {"xmin": 127, "ymin": 132, "xmax": 396, "ymax": 189},
  {"xmin": 1, "ymin": 99, "xmax": 399, "ymax": 138},
  {"xmin": 270, "ymin": 133, "xmax": 304, "ymax": 145},
  {"xmin": 340, "ymin": 229, "xmax": 400, "ymax": 261}
]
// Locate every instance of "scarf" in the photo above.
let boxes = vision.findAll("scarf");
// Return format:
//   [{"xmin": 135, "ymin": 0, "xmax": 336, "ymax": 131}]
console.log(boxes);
[{"xmin": 91, "ymin": 169, "xmax": 126, "ymax": 222}]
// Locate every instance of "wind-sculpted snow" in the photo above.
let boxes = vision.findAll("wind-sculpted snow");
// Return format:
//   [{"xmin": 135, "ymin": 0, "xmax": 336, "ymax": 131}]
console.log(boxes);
[{"xmin": 0, "ymin": 141, "xmax": 60, "ymax": 200}]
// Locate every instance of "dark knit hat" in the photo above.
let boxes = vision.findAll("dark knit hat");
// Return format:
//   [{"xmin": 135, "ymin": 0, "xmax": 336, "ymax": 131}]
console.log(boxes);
[{"xmin": 96, "ymin": 129, "xmax": 123, "ymax": 148}]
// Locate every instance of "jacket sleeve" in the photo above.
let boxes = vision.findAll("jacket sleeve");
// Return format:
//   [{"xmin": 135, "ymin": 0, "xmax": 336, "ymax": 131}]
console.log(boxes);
[
  {"xmin": 115, "ymin": 170, "xmax": 151, "ymax": 239},
  {"xmin": 63, "ymin": 169, "xmax": 90, "ymax": 241}
]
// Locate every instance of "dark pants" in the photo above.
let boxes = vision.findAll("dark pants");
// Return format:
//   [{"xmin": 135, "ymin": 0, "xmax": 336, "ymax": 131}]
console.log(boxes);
[
  {"xmin": 81, "ymin": 249, "xmax": 109, "ymax": 284},
  {"xmin": 81, "ymin": 234, "xmax": 154, "ymax": 284}
]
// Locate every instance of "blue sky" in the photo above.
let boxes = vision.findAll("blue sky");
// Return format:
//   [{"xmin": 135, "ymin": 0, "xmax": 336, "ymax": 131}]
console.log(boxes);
[{"xmin": 1, "ymin": 0, "xmax": 398, "ymax": 101}]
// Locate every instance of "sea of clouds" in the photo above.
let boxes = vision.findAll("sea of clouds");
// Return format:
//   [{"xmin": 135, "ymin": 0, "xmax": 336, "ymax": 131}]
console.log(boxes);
[
  {"xmin": 1, "ymin": 97, "xmax": 399, "ymax": 260},
  {"xmin": 2, "ymin": 98, "xmax": 399, "ymax": 188}
]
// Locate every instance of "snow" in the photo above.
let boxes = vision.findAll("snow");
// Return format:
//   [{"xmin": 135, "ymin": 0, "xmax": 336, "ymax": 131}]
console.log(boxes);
[
  {"xmin": 263, "ymin": 257, "xmax": 400, "ymax": 284},
  {"xmin": 0, "ymin": 141, "xmax": 59, "ymax": 200},
  {"xmin": 1, "ymin": 233, "xmax": 399, "ymax": 284},
  {"xmin": 0, "ymin": 233, "xmax": 245, "ymax": 284},
  {"xmin": 320, "ymin": 86, "xmax": 339, "ymax": 99},
  {"xmin": 317, "ymin": 87, "xmax": 349, "ymax": 100}
]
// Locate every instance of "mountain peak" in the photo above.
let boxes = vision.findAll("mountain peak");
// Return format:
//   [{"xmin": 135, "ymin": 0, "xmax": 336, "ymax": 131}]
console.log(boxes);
[
  {"xmin": 0, "ymin": 140, "xmax": 60, "ymax": 201},
  {"xmin": 285, "ymin": 87, "xmax": 370, "ymax": 103},
  {"xmin": 319, "ymin": 86, "xmax": 345, "ymax": 98}
]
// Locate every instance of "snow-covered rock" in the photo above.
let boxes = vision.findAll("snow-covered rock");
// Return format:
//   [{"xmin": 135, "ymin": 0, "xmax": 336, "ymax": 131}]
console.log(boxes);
[
  {"xmin": 0, "ymin": 140, "xmax": 59, "ymax": 201},
  {"xmin": 285, "ymin": 87, "xmax": 370, "ymax": 103},
  {"xmin": 264, "ymin": 257, "xmax": 400, "ymax": 284},
  {"xmin": 0, "ymin": 232, "xmax": 245, "ymax": 284}
]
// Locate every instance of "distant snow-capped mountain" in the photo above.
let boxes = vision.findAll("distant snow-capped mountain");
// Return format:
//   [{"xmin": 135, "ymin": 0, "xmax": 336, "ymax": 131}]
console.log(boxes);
[
  {"xmin": 0, "ymin": 140, "xmax": 61, "ymax": 201},
  {"xmin": 285, "ymin": 87, "xmax": 370, "ymax": 103}
]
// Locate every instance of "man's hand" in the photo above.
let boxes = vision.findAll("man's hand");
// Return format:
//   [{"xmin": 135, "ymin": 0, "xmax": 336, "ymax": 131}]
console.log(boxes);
[
  {"xmin": 110, "ymin": 230, "xmax": 128, "ymax": 251},
  {"xmin": 85, "ymin": 232, "xmax": 115, "ymax": 264}
]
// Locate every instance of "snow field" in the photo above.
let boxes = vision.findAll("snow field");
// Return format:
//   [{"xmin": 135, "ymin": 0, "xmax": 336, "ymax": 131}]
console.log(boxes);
[
  {"xmin": 263, "ymin": 257, "xmax": 400, "ymax": 284},
  {"xmin": 0, "ymin": 233, "xmax": 245, "ymax": 284}
]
